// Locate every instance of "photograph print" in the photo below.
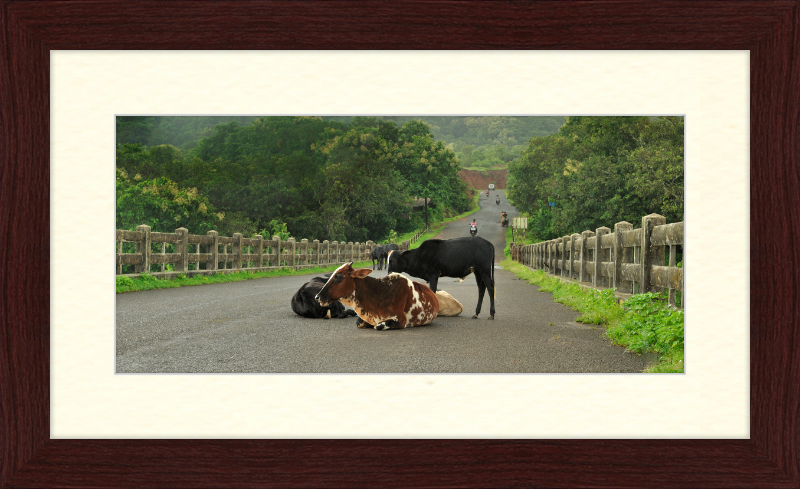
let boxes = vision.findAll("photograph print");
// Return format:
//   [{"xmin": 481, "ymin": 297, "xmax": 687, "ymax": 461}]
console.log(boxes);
[{"xmin": 115, "ymin": 115, "xmax": 684, "ymax": 374}]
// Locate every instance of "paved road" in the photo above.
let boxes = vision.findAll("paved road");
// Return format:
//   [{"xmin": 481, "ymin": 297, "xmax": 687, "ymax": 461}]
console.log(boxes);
[{"xmin": 116, "ymin": 190, "xmax": 653, "ymax": 373}]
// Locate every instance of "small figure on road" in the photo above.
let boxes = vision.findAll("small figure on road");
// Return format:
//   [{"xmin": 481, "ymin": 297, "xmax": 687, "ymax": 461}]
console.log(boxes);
[
  {"xmin": 469, "ymin": 219, "xmax": 478, "ymax": 236},
  {"xmin": 501, "ymin": 211, "xmax": 509, "ymax": 227},
  {"xmin": 495, "ymin": 195, "xmax": 500, "ymax": 204}
]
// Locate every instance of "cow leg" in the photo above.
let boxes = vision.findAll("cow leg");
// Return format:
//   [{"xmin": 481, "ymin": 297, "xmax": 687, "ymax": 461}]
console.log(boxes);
[
  {"xmin": 473, "ymin": 272, "xmax": 486, "ymax": 319},
  {"xmin": 376, "ymin": 319, "xmax": 401, "ymax": 331},
  {"xmin": 428, "ymin": 275, "xmax": 439, "ymax": 293},
  {"xmin": 480, "ymin": 271, "xmax": 495, "ymax": 319}
]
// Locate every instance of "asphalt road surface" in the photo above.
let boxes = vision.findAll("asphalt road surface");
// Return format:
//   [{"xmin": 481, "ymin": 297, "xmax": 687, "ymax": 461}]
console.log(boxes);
[{"xmin": 116, "ymin": 190, "xmax": 653, "ymax": 373}]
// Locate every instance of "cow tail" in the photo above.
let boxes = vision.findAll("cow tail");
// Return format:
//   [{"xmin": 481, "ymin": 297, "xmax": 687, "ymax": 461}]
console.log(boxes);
[{"xmin": 491, "ymin": 241, "xmax": 496, "ymax": 298}]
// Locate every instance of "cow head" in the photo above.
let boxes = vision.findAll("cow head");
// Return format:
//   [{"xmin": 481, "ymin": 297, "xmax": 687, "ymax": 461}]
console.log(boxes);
[
  {"xmin": 386, "ymin": 250, "xmax": 408, "ymax": 275},
  {"xmin": 315, "ymin": 262, "xmax": 372, "ymax": 306}
]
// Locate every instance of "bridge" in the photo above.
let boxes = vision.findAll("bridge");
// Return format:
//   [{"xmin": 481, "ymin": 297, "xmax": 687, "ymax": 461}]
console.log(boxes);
[{"xmin": 116, "ymin": 190, "xmax": 655, "ymax": 373}]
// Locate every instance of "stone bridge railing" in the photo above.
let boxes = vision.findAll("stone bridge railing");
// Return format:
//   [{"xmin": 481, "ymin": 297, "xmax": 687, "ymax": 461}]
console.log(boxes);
[
  {"xmin": 510, "ymin": 213, "xmax": 684, "ymax": 308},
  {"xmin": 116, "ymin": 225, "xmax": 413, "ymax": 280}
]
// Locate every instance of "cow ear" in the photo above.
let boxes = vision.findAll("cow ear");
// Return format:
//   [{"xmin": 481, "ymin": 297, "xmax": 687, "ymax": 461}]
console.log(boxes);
[{"xmin": 353, "ymin": 268, "xmax": 373, "ymax": 279}]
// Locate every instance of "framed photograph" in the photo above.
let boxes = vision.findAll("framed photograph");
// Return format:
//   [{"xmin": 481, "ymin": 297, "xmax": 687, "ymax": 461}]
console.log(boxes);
[{"xmin": 4, "ymin": 1, "xmax": 797, "ymax": 487}]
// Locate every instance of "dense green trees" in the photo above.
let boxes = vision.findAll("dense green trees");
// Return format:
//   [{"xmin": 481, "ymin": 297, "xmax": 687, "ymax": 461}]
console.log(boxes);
[
  {"xmin": 322, "ymin": 116, "xmax": 565, "ymax": 170},
  {"xmin": 116, "ymin": 116, "xmax": 470, "ymax": 242},
  {"xmin": 116, "ymin": 168, "xmax": 222, "ymax": 234},
  {"xmin": 117, "ymin": 115, "xmax": 682, "ymax": 246},
  {"xmin": 507, "ymin": 116, "xmax": 684, "ymax": 241}
]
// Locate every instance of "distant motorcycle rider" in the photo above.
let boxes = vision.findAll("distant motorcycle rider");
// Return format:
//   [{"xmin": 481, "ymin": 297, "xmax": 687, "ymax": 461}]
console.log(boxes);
[{"xmin": 469, "ymin": 219, "xmax": 478, "ymax": 236}]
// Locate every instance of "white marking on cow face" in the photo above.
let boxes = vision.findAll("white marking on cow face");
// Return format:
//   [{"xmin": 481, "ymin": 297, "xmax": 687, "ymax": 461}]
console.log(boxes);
[
  {"xmin": 317, "ymin": 262, "xmax": 355, "ymax": 305},
  {"xmin": 323, "ymin": 263, "xmax": 349, "ymax": 289}
]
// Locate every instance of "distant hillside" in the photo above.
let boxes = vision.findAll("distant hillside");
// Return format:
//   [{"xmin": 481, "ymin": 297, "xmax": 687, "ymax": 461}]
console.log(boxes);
[
  {"xmin": 117, "ymin": 115, "xmax": 566, "ymax": 170},
  {"xmin": 321, "ymin": 116, "xmax": 565, "ymax": 169},
  {"xmin": 116, "ymin": 116, "xmax": 261, "ymax": 150}
]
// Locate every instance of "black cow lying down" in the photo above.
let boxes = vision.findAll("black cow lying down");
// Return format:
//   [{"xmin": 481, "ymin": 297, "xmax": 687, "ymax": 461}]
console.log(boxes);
[
  {"xmin": 291, "ymin": 275, "xmax": 357, "ymax": 319},
  {"xmin": 388, "ymin": 236, "xmax": 495, "ymax": 319}
]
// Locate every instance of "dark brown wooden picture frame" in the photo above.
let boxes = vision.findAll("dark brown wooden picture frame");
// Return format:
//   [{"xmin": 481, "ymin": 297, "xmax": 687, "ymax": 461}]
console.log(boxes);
[{"xmin": 2, "ymin": 1, "xmax": 798, "ymax": 487}]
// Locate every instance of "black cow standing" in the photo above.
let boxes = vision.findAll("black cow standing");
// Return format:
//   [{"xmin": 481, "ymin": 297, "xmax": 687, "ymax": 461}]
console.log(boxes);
[
  {"xmin": 291, "ymin": 275, "xmax": 357, "ymax": 319},
  {"xmin": 383, "ymin": 243, "xmax": 399, "ymax": 257},
  {"xmin": 387, "ymin": 237, "xmax": 495, "ymax": 319},
  {"xmin": 370, "ymin": 245, "xmax": 388, "ymax": 270},
  {"xmin": 371, "ymin": 243, "xmax": 399, "ymax": 270}
]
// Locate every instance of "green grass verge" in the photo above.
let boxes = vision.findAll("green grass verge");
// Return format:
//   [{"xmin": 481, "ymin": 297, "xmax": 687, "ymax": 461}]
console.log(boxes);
[
  {"xmin": 499, "ymin": 259, "xmax": 684, "ymax": 373},
  {"xmin": 116, "ymin": 261, "xmax": 373, "ymax": 294}
]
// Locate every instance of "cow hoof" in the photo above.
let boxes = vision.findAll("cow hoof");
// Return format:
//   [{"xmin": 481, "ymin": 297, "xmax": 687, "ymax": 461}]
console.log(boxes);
[
  {"xmin": 376, "ymin": 323, "xmax": 390, "ymax": 331},
  {"xmin": 471, "ymin": 315, "xmax": 479, "ymax": 319},
  {"xmin": 488, "ymin": 315, "xmax": 495, "ymax": 320}
]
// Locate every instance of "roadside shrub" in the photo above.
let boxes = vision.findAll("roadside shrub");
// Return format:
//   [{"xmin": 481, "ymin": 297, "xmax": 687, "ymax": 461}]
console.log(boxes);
[
  {"xmin": 138, "ymin": 272, "xmax": 159, "ymax": 283},
  {"xmin": 606, "ymin": 292, "xmax": 684, "ymax": 356},
  {"xmin": 577, "ymin": 288, "xmax": 624, "ymax": 326},
  {"xmin": 116, "ymin": 276, "xmax": 134, "ymax": 289}
]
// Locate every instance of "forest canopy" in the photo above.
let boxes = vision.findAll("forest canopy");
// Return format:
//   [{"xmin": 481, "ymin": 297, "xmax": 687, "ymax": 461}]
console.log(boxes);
[
  {"xmin": 507, "ymin": 116, "xmax": 684, "ymax": 241},
  {"xmin": 116, "ymin": 116, "xmax": 473, "ymax": 242},
  {"xmin": 116, "ymin": 115, "xmax": 682, "ymax": 246}
]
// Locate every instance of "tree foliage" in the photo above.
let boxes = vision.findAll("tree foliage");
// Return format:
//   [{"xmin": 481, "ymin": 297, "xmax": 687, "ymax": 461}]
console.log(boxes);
[
  {"xmin": 116, "ymin": 168, "xmax": 222, "ymax": 233},
  {"xmin": 116, "ymin": 116, "xmax": 470, "ymax": 242},
  {"xmin": 507, "ymin": 116, "xmax": 684, "ymax": 240}
]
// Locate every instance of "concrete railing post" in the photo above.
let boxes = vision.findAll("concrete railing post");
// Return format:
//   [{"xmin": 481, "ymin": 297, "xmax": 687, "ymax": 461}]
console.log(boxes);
[
  {"xmin": 287, "ymin": 238, "xmax": 296, "ymax": 268},
  {"xmin": 255, "ymin": 235, "xmax": 264, "ymax": 269},
  {"xmin": 537, "ymin": 243, "xmax": 542, "ymax": 269},
  {"xmin": 579, "ymin": 231, "xmax": 593, "ymax": 283},
  {"xmin": 206, "ymin": 230, "xmax": 218, "ymax": 271},
  {"xmin": 640, "ymin": 214, "xmax": 666, "ymax": 294},
  {"xmin": 273, "ymin": 236, "xmax": 282, "ymax": 267},
  {"xmin": 554, "ymin": 238, "xmax": 563, "ymax": 276},
  {"xmin": 312, "ymin": 239, "xmax": 320, "ymax": 266},
  {"xmin": 135, "ymin": 224, "xmax": 151, "ymax": 274},
  {"xmin": 594, "ymin": 227, "xmax": 610, "ymax": 288},
  {"xmin": 175, "ymin": 227, "xmax": 189, "ymax": 273},
  {"xmin": 613, "ymin": 221, "xmax": 632, "ymax": 292},
  {"xmin": 570, "ymin": 233, "xmax": 580, "ymax": 279},
  {"xmin": 232, "ymin": 233, "xmax": 243, "ymax": 270}
]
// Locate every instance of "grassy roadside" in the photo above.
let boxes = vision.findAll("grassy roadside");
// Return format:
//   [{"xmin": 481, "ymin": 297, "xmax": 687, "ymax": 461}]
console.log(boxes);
[
  {"xmin": 116, "ymin": 261, "xmax": 373, "ymax": 294},
  {"xmin": 499, "ymin": 258, "xmax": 684, "ymax": 373}
]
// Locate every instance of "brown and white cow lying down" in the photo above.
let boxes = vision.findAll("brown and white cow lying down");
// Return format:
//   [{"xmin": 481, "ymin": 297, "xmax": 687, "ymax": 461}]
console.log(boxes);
[{"xmin": 315, "ymin": 263, "xmax": 439, "ymax": 331}]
